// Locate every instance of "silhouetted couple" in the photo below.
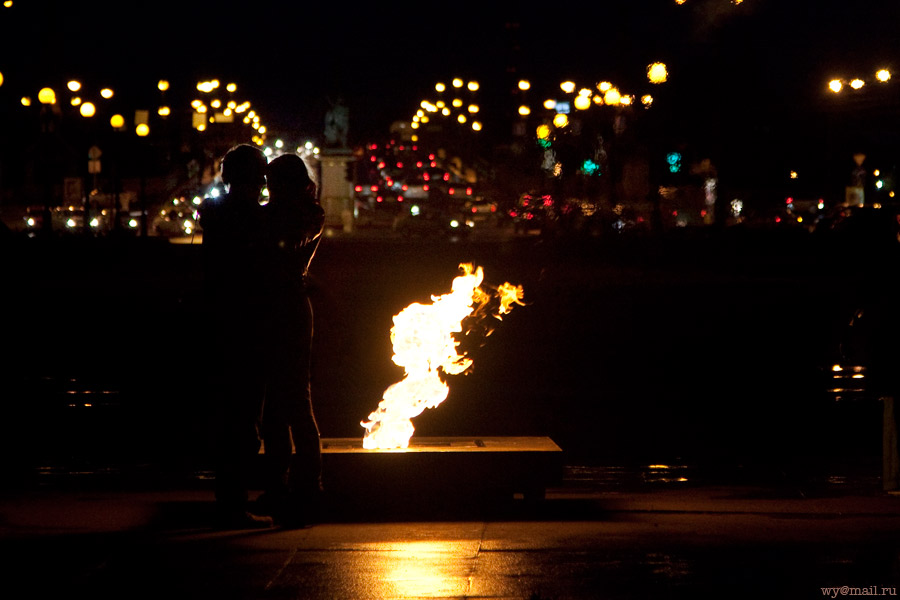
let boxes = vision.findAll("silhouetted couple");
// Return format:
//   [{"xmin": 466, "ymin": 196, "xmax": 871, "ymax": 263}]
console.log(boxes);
[{"xmin": 200, "ymin": 144, "xmax": 325, "ymax": 529}]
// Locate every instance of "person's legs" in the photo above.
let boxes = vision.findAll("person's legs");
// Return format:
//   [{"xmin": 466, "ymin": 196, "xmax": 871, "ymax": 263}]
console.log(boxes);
[{"xmin": 212, "ymin": 329, "xmax": 271, "ymax": 528}]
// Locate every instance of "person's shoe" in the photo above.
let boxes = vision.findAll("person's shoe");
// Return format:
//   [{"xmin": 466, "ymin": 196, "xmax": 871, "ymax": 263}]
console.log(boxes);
[{"xmin": 214, "ymin": 508, "xmax": 275, "ymax": 530}]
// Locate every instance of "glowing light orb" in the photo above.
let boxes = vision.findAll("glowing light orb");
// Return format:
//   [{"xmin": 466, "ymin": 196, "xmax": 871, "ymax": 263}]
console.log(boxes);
[
  {"xmin": 38, "ymin": 87, "xmax": 56, "ymax": 104},
  {"xmin": 648, "ymin": 62, "xmax": 668, "ymax": 83}
]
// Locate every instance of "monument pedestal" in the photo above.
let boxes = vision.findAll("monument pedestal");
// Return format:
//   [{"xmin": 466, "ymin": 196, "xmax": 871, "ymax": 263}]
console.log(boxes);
[{"xmin": 319, "ymin": 436, "xmax": 564, "ymax": 517}]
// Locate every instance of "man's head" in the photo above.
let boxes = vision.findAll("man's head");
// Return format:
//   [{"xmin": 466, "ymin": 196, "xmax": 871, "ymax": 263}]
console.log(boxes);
[{"xmin": 221, "ymin": 144, "xmax": 267, "ymax": 189}]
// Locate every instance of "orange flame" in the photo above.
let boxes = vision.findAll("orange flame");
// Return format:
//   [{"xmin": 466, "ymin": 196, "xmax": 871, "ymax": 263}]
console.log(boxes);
[{"xmin": 361, "ymin": 263, "xmax": 524, "ymax": 449}]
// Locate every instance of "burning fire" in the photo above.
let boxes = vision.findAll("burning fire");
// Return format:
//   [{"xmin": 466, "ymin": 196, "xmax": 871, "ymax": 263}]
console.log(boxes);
[{"xmin": 361, "ymin": 263, "xmax": 525, "ymax": 449}]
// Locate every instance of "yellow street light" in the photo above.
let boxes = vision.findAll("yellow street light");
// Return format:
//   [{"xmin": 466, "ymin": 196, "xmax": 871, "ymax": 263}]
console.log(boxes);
[
  {"xmin": 70, "ymin": 96, "xmax": 82, "ymax": 106},
  {"xmin": 158, "ymin": 80, "xmax": 170, "ymax": 91},
  {"xmin": 543, "ymin": 99, "xmax": 557, "ymax": 110},
  {"xmin": 226, "ymin": 82, "xmax": 237, "ymax": 92},
  {"xmin": 518, "ymin": 105, "xmax": 531, "ymax": 116},
  {"xmin": 67, "ymin": 80, "xmax": 81, "ymax": 92},
  {"xmin": 467, "ymin": 104, "xmax": 479, "ymax": 113},
  {"xmin": 560, "ymin": 81, "xmax": 576, "ymax": 94},
  {"xmin": 136, "ymin": 123, "xmax": 150, "ymax": 136},
  {"xmin": 38, "ymin": 87, "xmax": 57, "ymax": 104},
  {"xmin": 597, "ymin": 81, "xmax": 612, "ymax": 92},
  {"xmin": 79, "ymin": 101, "xmax": 96, "ymax": 117},
  {"xmin": 829, "ymin": 79, "xmax": 843, "ymax": 93},
  {"xmin": 452, "ymin": 78, "xmax": 464, "ymax": 88},
  {"xmin": 573, "ymin": 94, "xmax": 591, "ymax": 110},
  {"xmin": 552, "ymin": 113, "xmax": 569, "ymax": 128},
  {"xmin": 158, "ymin": 106, "xmax": 171, "ymax": 117},
  {"xmin": 21, "ymin": 96, "xmax": 32, "ymax": 106},
  {"xmin": 110, "ymin": 114, "xmax": 125, "ymax": 129},
  {"xmin": 471, "ymin": 121, "xmax": 482, "ymax": 131},
  {"xmin": 536, "ymin": 124, "xmax": 551, "ymax": 139},
  {"xmin": 100, "ymin": 88, "xmax": 114, "ymax": 99},
  {"xmin": 435, "ymin": 82, "xmax": 446, "ymax": 92},
  {"xmin": 850, "ymin": 78, "xmax": 865, "ymax": 90},
  {"xmin": 604, "ymin": 88, "xmax": 622, "ymax": 105},
  {"xmin": 467, "ymin": 81, "xmax": 479, "ymax": 91},
  {"xmin": 518, "ymin": 80, "xmax": 531, "ymax": 91},
  {"xmin": 876, "ymin": 69, "xmax": 891, "ymax": 82},
  {"xmin": 648, "ymin": 62, "xmax": 668, "ymax": 84}
]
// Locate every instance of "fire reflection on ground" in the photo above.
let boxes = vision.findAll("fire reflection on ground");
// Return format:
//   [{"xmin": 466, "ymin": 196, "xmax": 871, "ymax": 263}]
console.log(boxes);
[{"xmin": 352, "ymin": 540, "xmax": 479, "ymax": 598}]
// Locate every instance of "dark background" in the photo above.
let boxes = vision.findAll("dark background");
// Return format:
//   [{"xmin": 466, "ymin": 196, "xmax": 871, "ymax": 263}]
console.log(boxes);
[{"xmin": 0, "ymin": 229, "xmax": 886, "ymax": 486}]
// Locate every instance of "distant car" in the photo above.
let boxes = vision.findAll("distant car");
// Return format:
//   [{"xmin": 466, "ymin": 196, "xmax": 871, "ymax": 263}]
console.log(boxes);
[
  {"xmin": 464, "ymin": 199, "xmax": 499, "ymax": 226},
  {"xmin": 393, "ymin": 202, "xmax": 473, "ymax": 239}
]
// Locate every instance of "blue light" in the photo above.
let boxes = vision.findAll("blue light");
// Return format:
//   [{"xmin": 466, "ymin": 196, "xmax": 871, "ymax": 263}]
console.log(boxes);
[
  {"xmin": 666, "ymin": 152, "xmax": 682, "ymax": 173},
  {"xmin": 581, "ymin": 159, "xmax": 601, "ymax": 176}
]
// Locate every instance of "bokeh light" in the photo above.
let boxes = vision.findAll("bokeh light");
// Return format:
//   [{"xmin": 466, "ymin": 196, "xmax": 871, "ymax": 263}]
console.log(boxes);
[
  {"xmin": 79, "ymin": 101, "xmax": 96, "ymax": 117},
  {"xmin": 648, "ymin": 62, "xmax": 668, "ymax": 83}
]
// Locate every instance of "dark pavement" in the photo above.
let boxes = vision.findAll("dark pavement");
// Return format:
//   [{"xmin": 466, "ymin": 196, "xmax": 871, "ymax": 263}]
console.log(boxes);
[{"xmin": 2, "ymin": 460, "xmax": 900, "ymax": 600}]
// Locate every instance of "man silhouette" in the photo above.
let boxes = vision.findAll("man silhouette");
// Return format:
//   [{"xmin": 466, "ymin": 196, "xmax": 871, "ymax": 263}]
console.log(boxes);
[{"xmin": 200, "ymin": 144, "xmax": 273, "ymax": 529}]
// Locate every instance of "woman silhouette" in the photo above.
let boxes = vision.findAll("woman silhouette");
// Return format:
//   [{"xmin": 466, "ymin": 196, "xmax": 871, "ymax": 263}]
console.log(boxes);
[{"xmin": 258, "ymin": 153, "xmax": 325, "ymax": 527}]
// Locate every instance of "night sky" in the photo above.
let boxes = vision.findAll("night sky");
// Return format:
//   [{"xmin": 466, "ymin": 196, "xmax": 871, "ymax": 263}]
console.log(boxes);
[{"xmin": 2, "ymin": 1, "xmax": 899, "ymax": 170}]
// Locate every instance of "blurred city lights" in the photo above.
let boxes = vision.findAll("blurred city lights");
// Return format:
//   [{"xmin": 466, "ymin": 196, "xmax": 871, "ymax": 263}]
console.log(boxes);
[
  {"xmin": 518, "ymin": 80, "xmax": 531, "ymax": 91},
  {"xmin": 604, "ymin": 88, "xmax": 622, "ymax": 105},
  {"xmin": 100, "ymin": 88, "xmax": 114, "ymax": 99},
  {"xmin": 560, "ymin": 81, "xmax": 576, "ymax": 94},
  {"xmin": 38, "ymin": 87, "xmax": 56, "ymax": 104},
  {"xmin": 158, "ymin": 80, "xmax": 169, "ymax": 91},
  {"xmin": 136, "ymin": 123, "xmax": 150, "ymax": 136},
  {"xmin": 648, "ymin": 62, "xmax": 668, "ymax": 83},
  {"xmin": 79, "ymin": 101, "xmax": 96, "ymax": 117},
  {"xmin": 876, "ymin": 69, "xmax": 891, "ymax": 82},
  {"xmin": 67, "ymin": 80, "xmax": 81, "ymax": 92},
  {"xmin": 850, "ymin": 78, "xmax": 865, "ymax": 90},
  {"xmin": 110, "ymin": 114, "xmax": 125, "ymax": 129},
  {"xmin": 828, "ymin": 79, "xmax": 843, "ymax": 93}
]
